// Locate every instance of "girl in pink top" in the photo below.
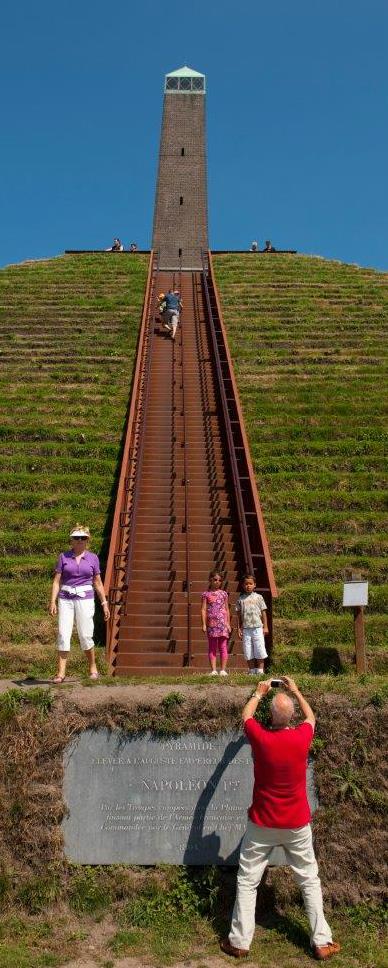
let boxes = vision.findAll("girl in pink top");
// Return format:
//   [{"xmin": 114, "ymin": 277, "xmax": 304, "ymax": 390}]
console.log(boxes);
[{"xmin": 201, "ymin": 570, "xmax": 231, "ymax": 677}]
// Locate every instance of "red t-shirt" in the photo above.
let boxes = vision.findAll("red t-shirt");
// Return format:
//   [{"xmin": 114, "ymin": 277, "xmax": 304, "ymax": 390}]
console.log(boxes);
[{"xmin": 244, "ymin": 718, "xmax": 314, "ymax": 828}]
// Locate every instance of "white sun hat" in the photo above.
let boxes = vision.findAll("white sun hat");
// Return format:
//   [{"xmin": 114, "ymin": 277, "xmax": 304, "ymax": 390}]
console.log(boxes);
[{"xmin": 70, "ymin": 526, "xmax": 90, "ymax": 539}]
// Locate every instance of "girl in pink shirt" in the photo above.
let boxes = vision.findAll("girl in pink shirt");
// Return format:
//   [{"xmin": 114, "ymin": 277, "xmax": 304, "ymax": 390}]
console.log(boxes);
[{"xmin": 201, "ymin": 570, "xmax": 231, "ymax": 677}]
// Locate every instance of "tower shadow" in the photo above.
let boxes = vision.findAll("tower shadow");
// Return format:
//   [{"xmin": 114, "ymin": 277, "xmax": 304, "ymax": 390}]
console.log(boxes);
[{"xmin": 183, "ymin": 734, "xmax": 247, "ymax": 866}]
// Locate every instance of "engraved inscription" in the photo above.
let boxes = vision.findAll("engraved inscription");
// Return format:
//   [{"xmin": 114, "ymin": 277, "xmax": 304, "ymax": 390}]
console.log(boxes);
[{"xmin": 62, "ymin": 730, "xmax": 318, "ymax": 866}]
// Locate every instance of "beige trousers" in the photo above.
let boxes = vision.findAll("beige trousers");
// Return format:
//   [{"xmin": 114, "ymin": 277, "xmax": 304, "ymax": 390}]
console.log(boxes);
[
  {"xmin": 163, "ymin": 308, "xmax": 179, "ymax": 338},
  {"xmin": 229, "ymin": 821, "xmax": 332, "ymax": 950}
]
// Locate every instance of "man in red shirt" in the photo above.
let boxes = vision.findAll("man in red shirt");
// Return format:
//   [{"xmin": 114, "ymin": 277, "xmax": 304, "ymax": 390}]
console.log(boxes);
[{"xmin": 221, "ymin": 676, "xmax": 340, "ymax": 962}]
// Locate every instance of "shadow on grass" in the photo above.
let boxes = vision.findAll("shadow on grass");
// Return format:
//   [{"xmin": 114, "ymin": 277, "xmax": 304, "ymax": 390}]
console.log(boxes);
[
  {"xmin": 310, "ymin": 647, "xmax": 344, "ymax": 675},
  {"xmin": 186, "ymin": 867, "xmax": 311, "ymax": 957},
  {"xmin": 12, "ymin": 676, "xmax": 53, "ymax": 687},
  {"xmin": 255, "ymin": 883, "xmax": 311, "ymax": 956}
]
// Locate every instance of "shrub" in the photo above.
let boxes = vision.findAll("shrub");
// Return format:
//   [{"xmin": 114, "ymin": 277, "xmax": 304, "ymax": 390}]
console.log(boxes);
[
  {"xmin": 122, "ymin": 867, "xmax": 220, "ymax": 928},
  {"xmin": 16, "ymin": 874, "xmax": 61, "ymax": 914},
  {"xmin": 68, "ymin": 868, "xmax": 112, "ymax": 915},
  {"xmin": 160, "ymin": 691, "xmax": 184, "ymax": 709},
  {"xmin": 0, "ymin": 689, "xmax": 24, "ymax": 723}
]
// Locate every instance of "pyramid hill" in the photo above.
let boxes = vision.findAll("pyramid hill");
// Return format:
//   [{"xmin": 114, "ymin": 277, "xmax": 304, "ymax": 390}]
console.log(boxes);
[
  {"xmin": 0, "ymin": 254, "xmax": 148, "ymax": 675},
  {"xmin": 213, "ymin": 253, "xmax": 387, "ymax": 673},
  {"xmin": 0, "ymin": 251, "xmax": 386, "ymax": 676}
]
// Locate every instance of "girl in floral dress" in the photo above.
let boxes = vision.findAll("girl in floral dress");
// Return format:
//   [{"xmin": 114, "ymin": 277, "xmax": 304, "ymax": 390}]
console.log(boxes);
[{"xmin": 201, "ymin": 570, "xmax": 231, "ymax": 676}]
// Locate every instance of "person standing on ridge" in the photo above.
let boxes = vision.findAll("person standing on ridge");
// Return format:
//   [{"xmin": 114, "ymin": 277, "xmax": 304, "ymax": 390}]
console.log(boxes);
[
  {"xmin": 109, "ymin": 238, "xmax": 123, "ymax": 251},
  {"xmin": 221, "ymin": 676, "xmax": 340, "ymax": 962}
]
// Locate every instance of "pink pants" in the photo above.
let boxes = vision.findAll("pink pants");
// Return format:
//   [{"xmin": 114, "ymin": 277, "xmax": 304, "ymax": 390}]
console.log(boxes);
[{"xmin": 208, "ymin": 635, "xmax": 228, "ymax": 661}]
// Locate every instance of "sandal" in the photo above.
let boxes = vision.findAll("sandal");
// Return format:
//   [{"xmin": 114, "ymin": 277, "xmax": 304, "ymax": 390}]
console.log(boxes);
[{"xmin": 52, "ymin": 675, "xmax": 65, "ymax": 684}]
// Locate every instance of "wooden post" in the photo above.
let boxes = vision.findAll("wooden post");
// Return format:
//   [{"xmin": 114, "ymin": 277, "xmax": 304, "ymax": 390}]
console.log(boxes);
[
  {"xmin": 343, "ymin": 570, "xmax": 367, "ymax": 674},
  {"xmin": 353, "ymin": 606, "xmax": 367, "ymax": 673}
]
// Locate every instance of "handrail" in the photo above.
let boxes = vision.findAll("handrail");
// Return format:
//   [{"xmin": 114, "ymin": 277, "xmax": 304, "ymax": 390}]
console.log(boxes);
[
  {"xmin": 104, "ymin": 251, "xmax": 157, "ymax": 666},
  {"xmin": 201, "ymin": 253, "xmax": 254, "ymax": 578},
  {"xmin": 205, "ymin": 249, "xmax": 277, "ymax": 597},
  {"xmin": 192, "ymin": 271, "xmax": 221, "ymax": 568},
  {"xmin": 122, "ymin": 260, "xmax": 158, "ymax": 598},
  {"xmin": 178, "ymin": 266, "xmax": 192, "ymax": 665}
]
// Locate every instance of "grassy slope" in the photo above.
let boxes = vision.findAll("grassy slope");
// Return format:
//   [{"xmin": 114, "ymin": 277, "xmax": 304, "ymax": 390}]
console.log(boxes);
[
  {"xmin": 0, "ymin": 254, "xmax": 148, "ymax": 664},
  {"xmin": 0, "ymin": 249, "xmax": 386, "ymax": 962},
  {"xmin": 1, "ymin": 251, "xmax": 387, "ymax": 677},
  {"xmin": 213, "ymin": 254, "xmax": 388, "ymax": 672}
]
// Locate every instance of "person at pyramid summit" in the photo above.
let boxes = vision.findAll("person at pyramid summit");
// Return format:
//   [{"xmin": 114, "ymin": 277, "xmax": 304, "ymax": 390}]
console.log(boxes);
[
  {"xmin": 221, "ymin": 676, "xmax": 340, "ymax": 962},
  {"xmin": 49, "ymin": 525, "xmax": 110, "ymax": 683}
]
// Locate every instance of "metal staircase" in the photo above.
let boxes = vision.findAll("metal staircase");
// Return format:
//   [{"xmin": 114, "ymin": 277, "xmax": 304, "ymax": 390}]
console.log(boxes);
[{"xmin": 104, "ymin": 252, "xmax": 277, "ymax": 674}]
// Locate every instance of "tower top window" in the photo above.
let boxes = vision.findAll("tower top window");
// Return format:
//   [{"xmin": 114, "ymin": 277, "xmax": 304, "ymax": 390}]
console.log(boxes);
[
  {"xmin": 164, "ymin": 65, "xmax": 206, "ymax": 94},
  {"xmin": 166, "ymin": 77, "xmax": 179, "ymax": 90}
]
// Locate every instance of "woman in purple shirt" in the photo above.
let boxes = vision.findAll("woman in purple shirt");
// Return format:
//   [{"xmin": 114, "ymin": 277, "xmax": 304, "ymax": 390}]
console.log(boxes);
[{"xmin": 49, "ymin": 525, "xmax": 110, "ymax": 682}]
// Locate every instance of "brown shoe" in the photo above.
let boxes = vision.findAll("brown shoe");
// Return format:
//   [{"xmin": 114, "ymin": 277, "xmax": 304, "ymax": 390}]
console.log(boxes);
[
  {"xmin": 220, "ymin": 938, "xmax": 249, "ymax": 958},
  {"xmin": 313, "ymin": 941, "xmax": 341, "ymax": 961}
]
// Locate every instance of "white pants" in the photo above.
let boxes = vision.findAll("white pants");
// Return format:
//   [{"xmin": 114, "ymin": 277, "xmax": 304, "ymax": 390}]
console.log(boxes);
[
  {"xmin": 229, "ymin": 821, "xmax": 332, "ymax": 950},
  {"xmin": 57, "ymin": 597, "xmax": 95, "ymax": 652},
  {"xmin": 242, "ymin": 627, "xmax": 268, "ymax": 661}
]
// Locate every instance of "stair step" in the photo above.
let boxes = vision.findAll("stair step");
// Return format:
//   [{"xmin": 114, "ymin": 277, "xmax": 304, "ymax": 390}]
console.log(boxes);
[
  {"xmin": 113, "ymin": 655, "xmax": 247, "ymax": 672},
  {"xmin": 106, "ymin": 266, "xmax": 273, "ymax": 678},
  {"xmin": 114, "ymin": 654, "xmax": 188, "ymax": 668},
  {"xmin": 122, "ymin": 591, "xmax": 189, "ymax": 604},
  {"xmin": 117, "ymin": 636, "xmax": 236, "ymax": 651}
]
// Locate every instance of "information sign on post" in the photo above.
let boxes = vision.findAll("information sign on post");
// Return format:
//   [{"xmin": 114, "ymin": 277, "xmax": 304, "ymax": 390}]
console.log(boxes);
[{"xmin": 342, "ymin": 574, "xmax": 368, "ymax": 673}]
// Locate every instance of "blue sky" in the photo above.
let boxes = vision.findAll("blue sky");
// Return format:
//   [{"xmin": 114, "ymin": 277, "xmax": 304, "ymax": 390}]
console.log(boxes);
[{"xmin": 1, "ymin": 0, "xmax": 387, "ymax": 270}]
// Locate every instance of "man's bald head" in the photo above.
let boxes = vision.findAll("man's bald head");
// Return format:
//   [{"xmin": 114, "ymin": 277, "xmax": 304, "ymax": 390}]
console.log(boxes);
[{"xmin": 270, "ymin": 692, "xmax": 295, "ymax": 727}]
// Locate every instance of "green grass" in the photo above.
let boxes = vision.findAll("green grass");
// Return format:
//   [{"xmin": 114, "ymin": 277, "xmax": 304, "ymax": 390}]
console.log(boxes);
[
  {"xmin": 213, "ymin": 254, "xmax": 388, "ymax": 668},
  {"xmin": 0, "ymin": 914, "xmax": 74, "ymax": 968},
  {"xmin": 1, "ymin": 251, "xmax": 387, "ymax": 673},
  {"xmin": 68, "ymin": 867, "xmax": 112, "ymax": 915},
  {"xmin": 0, "ymin": 253, "xmax": 148, "ymax": 652},
  {"xmin": 0, "ymin": 897, "xmax": 385, "ymax": 967}
]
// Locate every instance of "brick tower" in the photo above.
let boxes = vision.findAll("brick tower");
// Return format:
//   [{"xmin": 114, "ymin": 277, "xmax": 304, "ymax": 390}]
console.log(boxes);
[{"xmin": 152, "ymin": 66, "xmax": 208, "ymax": 269}]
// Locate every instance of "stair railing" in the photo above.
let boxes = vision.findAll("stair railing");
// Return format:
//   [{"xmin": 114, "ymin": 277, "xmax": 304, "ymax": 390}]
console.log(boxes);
[
  {"xmin": 201, "ymin": 252, "xmax": 254, "ymax": 578},
  {"xmin": 203, "ymin": 250, "xmax": 277, "ymax": 598},
  {"xmin": 178, "ymin": 267, "xmax": 192, "ymax": 665},
  {"xmin": 104, "ymin": 251, "xmax": 158, "ymax": 668},
  {"xmin": 121, "ymin": 263, "xmax": 159, "ymax": 600}
]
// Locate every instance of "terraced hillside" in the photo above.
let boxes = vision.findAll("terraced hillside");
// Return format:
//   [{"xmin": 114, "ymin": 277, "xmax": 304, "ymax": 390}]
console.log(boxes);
[
  {"xmin": 0, "ymin": 254, "xmax": 148, "ymax": 671},
  {"xmin": 213, "ymin": 254, "xmax": 388, "ymax": 673},
  {"xmin": 1, "ymin": 251, "xmax": 386, "ymax": 676}
]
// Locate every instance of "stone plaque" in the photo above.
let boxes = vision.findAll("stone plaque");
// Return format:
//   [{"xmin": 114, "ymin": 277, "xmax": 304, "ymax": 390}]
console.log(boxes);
[{"xmin": 63, "ymin": 730, "xmax": 318, "ymax": 866}]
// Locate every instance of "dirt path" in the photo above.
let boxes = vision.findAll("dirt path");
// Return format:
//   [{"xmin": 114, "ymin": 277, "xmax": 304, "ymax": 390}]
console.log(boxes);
[
  {"xmin": 0, "ymin": 677, "xmax": 252, "ymax": 708},
  {"xmin": 63, "ymin": 961, "xmax": 242, "ymax": 968}
]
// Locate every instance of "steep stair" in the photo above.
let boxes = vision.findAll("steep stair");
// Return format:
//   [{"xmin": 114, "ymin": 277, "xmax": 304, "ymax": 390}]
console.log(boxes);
[{"xmin": 105, "ymin": 254, "xmax": 277, "ymax": 674}]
